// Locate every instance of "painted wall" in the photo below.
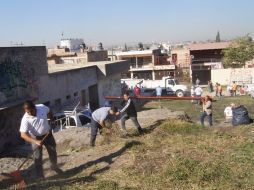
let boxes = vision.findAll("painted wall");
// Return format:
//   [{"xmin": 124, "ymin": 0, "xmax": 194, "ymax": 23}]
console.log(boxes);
[
  {"xmin": 211, "ymin": 68, "xmax": 254, "ymax": 85},
  {"xmin": 0, "ymin": 47, "xmax": 47, "ymax": 106},
  {"xmin": 38, "ymin": 66, "xmax": 98, "ymax": 111}
]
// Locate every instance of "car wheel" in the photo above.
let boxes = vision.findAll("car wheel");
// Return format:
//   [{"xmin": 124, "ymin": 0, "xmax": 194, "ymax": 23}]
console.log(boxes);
[{"xmin": 176, "ymin": 90, "xmax": 184, "ymax": 97}]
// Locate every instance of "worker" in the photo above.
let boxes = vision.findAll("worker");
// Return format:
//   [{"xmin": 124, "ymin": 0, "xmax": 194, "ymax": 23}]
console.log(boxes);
[
  {"xmin": 133, "ymin": 85, "xmax": 141, "ymax": 97},
  {"xmin": 155, "ymin": 85, "xmax": 162, "ymax": 97},
  {"xmin": 90, "ymin": 106, "xmax": 118, "ymax": 147},
  {"xmin": 224, "ymin": 103, "xmax": 235, "ymax": 123},
  {"xmin": 20, "ymin": 101, "xmax": 62, "ymax": 179},
  {"xmin": 200, "ymin": 96, "xmax": 213, "ymax": 127},
  {"xmin": 218, "ymin": 83, "xmax": 223, "ymax": 98},
  {"xmin": 232, "ymin": 81, "xmax": 237, "ymax": 96},
  {"xmin": 196, "ymin": 78, "xmax": 200, "ymax": 86},
  {"xmin": 194, "ymin": 85, "xmax": 203, "ymax": 104},
  {"xmin": 117, "ymin": 92, "xmax": 143, "ymax": 136},
  {"xmin": 191, "ymin": 86, "xmax": 195, "ymax": 103}
]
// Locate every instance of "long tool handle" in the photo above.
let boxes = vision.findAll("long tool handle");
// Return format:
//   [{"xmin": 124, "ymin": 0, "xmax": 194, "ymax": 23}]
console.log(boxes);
[{"xmin": 17, "ymin": 132, "xmax": 50, "ymax": 171}]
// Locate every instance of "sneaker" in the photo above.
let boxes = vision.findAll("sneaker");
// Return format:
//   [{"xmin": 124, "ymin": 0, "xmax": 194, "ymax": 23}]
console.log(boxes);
[{"xmin": 138, "ymin": 128, "xmax": 144, "ymax": 134}]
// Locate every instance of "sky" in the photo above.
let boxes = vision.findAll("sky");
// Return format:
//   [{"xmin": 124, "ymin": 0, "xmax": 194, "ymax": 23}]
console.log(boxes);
[{"xmin": 0, "ymin": 0, "xmax": 254, "ymax": 47}]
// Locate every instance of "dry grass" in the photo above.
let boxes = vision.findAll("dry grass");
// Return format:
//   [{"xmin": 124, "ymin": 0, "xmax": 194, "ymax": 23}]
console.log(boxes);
[{"xmin": 28, "ymin": 118, "xmax": 254, "ymax": 190}]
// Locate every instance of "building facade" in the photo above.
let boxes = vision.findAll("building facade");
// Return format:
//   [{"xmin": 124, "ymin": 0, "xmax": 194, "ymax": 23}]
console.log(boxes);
[
  {"xmin": 189, "ymin": 42, "xmax": 230, "ymax": 84},
  {"xmin": 116, "ymin": 49, "xmax": 175, "ymax": 80},
  {"xmin": 0, "ymin": 46, "xmax": 128, "ymax": 153}
]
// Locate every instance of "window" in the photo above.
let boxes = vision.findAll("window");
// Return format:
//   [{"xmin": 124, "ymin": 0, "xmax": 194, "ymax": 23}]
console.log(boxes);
[
  {"xmin": 55, "ymin": 99, "xmax": 61, "ymax": 106},
  {"xmin": 168, "ymin": 80, "xmax": 175, "ymax": 86},
  {"xmin": 66, "ymin": 95, "xmax": 71, "ymax": 100}
]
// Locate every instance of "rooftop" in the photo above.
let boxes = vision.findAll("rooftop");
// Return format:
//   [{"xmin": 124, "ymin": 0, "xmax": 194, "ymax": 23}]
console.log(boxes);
[
  {"xmin": 188, "ymin": 42, "xmax": 231, "ymax": 51},
  {"xmin": 48, "ymin": 60, "xmax": 129, "ymax": 76},
  {"xmin": 115, "ymin": 49, "xmax": 157, "ymax": 57}
]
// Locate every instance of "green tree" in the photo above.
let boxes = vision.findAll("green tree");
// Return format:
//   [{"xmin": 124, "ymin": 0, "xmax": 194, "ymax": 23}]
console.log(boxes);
[
  {"xmin": 223, "ymin": 35, "xmax": 254, "ymax": 68},
  {"xmin": 216, "ymin": 31, "xmax": 221, "ymax": 42}
]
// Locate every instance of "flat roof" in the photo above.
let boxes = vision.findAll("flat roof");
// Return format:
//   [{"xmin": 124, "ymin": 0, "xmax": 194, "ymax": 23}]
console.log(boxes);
[
  {"xmin": 188, "ymin": 42, "xmax": 231, "ymax": 51},
  {"xmin": 115, "ymin": 50, "xmax": 155, "ymax": 57},
  {"xmin": 48, "ymin": 60, "xmax": 127, "ymax": 74}
]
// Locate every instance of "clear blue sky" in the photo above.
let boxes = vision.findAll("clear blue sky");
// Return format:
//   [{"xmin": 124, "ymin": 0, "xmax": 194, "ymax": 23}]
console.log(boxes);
[{"xmin": 0, "ymin": 0, "xmax": 254, "ymax": 47}]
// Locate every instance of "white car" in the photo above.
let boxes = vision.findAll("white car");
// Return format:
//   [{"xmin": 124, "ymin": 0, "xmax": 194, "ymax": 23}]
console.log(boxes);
[{"xmin": 53, "ymin": 111, "xmax": 91, "ymax": 131}]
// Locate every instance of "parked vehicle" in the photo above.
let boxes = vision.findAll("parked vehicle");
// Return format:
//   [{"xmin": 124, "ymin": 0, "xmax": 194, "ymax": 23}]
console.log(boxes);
[
  {"xmin": 53, "ymin": 102, "xmax": 92, "ymax": 131},
  {"xmin": 121, "ymin": 76, "xmax": 188, "ymax": 97}
]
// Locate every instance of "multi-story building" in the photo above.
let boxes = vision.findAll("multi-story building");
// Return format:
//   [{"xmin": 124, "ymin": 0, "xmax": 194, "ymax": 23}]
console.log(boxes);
[{"xmin": 116, "ymin": 49, "xmax": 175, "ymax": 80}]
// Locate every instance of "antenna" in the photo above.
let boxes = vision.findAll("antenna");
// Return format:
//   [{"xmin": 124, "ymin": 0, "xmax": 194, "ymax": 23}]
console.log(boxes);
[{"xmin": 61, "ymin": 31, "xmax": 64, "ymax": 39}]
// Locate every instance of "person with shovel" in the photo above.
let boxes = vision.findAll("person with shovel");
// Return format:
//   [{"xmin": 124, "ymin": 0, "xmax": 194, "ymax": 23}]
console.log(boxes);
[{"xmin": 20, "ymin": 101, "xmax": 62, "ymax": 179}]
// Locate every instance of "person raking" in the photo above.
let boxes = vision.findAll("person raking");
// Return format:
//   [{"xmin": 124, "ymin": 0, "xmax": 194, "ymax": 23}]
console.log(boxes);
[{"xmin": 20, "ymin": 101, "xmax": 62, "ymax": 179}]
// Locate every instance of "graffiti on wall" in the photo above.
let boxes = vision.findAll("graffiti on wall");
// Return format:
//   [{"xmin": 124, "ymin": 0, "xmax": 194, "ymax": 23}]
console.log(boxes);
[{"xmin": 0, "ymin": 56, "xmax": 38, "ymax": 105}]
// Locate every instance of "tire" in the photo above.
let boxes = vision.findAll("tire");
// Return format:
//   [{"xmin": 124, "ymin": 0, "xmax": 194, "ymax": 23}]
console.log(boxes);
[{"xmin": 176, "ymin": 90, "xmax": 184, "ymax": 97}]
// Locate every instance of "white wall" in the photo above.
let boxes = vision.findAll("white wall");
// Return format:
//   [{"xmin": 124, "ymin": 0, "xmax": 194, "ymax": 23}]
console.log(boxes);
[{"xmin": 211, "ymin": 68, "xmax": 254, "ymax": 85}]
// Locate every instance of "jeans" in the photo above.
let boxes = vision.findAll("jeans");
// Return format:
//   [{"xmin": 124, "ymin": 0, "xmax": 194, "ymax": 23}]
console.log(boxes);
[
  {"xmin": 90, "ymin": 119, "xmax": 102, "ymax": 146},
  {"xmin": 200, "ymin": 112, "xmax": 213, "ymax": 127},
  {"xmin": 32, "ymin": 133, "xmax": 57, "ymax": 177},
  {"xmin": 120, "ymin": 114, "xmax": 142, "ymax": 132}
]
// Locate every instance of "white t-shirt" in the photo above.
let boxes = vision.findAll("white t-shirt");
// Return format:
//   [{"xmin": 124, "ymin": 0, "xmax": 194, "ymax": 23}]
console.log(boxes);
[
  {"xmin": 92, "ymin": 107, "xmax": 111, "ymax": 123},
  {"xmin": 224, "ymin": 107, "xmax": 233, "ymax": 118},
  {"xmin": 195, "ymin": 87, "xmax": 203, "ymax": 96},
  {"xmin": 156, "ymin": 87, "xmax": 162, "ymax": 96},
  {"xmin": 20, "ymin": 104, "xmax": 50, "ymax": 137}
]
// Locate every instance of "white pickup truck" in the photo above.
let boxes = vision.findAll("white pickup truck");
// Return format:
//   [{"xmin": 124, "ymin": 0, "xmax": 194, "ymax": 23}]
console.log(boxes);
[{"xmin": 122, "ymin": 77, "xmax": 188, "ymax": 97}]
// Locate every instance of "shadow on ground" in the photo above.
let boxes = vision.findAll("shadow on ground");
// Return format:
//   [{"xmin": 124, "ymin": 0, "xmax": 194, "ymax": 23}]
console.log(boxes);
[{"xmin": 23, "ymin": 140, "xmax": 142, "ymax": 189}]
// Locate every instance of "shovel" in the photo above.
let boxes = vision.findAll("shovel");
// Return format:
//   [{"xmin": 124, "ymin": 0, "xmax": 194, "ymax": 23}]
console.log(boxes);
[{"xmin": 1, "ymin": 132, "xmax": 50, "ymax": 189}]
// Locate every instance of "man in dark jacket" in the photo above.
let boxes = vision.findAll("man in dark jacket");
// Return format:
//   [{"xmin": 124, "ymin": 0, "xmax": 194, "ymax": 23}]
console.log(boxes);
[{"xmin": 117, "ymin": 92, "xmax": 143, "ymax": 135}]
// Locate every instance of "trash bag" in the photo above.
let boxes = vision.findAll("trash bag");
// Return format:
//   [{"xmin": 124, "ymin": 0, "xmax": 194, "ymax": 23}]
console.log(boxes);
[{"xmin": 232, "ymin": 105, "xmax": 250, "ymax": 126}]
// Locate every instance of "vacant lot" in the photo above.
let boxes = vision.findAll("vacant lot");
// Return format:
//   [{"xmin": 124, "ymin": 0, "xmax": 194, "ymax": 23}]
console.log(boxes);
[
  {"xmin": 1, "ymin": 96, "xmax": 254, "ymax": 190},
  {"xmin": 144, "ymin": 95, "xmax": 254, "ymax": 124}
]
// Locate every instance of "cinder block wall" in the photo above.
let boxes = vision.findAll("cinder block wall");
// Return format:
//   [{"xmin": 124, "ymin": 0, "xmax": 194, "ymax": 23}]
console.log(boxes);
[{"xmin": 0, "ymin": 46, "xmax": 48, "ymax": 154}]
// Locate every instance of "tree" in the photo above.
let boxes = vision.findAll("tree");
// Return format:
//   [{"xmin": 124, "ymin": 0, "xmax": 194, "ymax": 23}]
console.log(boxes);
[
  {"xmin": 223, "ymin": 35, "xmax": 254, "ymax": 68},
  {"xmin": 216, "ymin": 31, "xmax": 221, "ymax": 42}
]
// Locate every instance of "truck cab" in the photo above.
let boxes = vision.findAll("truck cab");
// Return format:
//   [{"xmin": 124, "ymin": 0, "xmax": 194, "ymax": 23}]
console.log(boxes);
[{"xmin": 165, "ymin": 78, "xmax": 188, "ymax": 97}]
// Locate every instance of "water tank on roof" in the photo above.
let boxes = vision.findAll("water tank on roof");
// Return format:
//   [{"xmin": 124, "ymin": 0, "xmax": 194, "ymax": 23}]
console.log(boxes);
[{"xmin": 97, "ymin": 42, "xmax": 104, "ymax": 51}]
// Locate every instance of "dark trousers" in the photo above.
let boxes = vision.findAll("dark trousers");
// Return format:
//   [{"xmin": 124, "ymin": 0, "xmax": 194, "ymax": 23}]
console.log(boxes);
[
  {"xmin": 200, "ymin": 112, "xmax": 213, "ymax": 127},
  {"xmin": 32, "ymin": 133, "xmax": 57, "ymax": 177},
  {"xmin": 90, "ymin": 119, "xmax": 102, "ymax": 146},
  {"xmin": 120, "ymin": 114, "xmax": 142, "ymax": 131}
]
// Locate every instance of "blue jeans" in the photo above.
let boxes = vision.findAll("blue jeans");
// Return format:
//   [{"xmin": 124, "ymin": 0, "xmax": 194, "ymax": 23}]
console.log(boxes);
[
  {"xmin": 200, "ymin": 112, "xmax": 213, "ymax": 127},
  {"xmin": 90, "ymin": 119, "xmax": 102, "ymax": 146}
]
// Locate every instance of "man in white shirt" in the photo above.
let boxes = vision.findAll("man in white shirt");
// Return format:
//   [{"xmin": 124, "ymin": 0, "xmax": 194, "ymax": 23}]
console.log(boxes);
[
  {"xmin": 224, "ymin": 103, "xmax": 235, "ymax": 123},
  {"xmin": 20, "ymin": 101, "xmax": 61, "ymax": 178},
  {"xmin": 194, "ymin": 85, "xmax": 203, "ymax": 104},
  {"xmin": 155, "ymin": 86, "xmax": 162, "ymax": 97}
]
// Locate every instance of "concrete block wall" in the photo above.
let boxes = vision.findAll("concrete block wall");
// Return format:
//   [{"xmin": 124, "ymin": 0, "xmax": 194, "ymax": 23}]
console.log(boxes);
[
  {"xmin": 0, "ymin": 47, "xmax": 47, "ymax": 106},
  {"xmin": 39, "ymin": 67, "xmax": 97, "ymax": 111},
  {"xmin": 97, "ymin": 73, "xmax": 122, "ymax": 106},
  {"xmin": 211, "ymin": 68, "xmax": 254, "ymax": 85}
]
